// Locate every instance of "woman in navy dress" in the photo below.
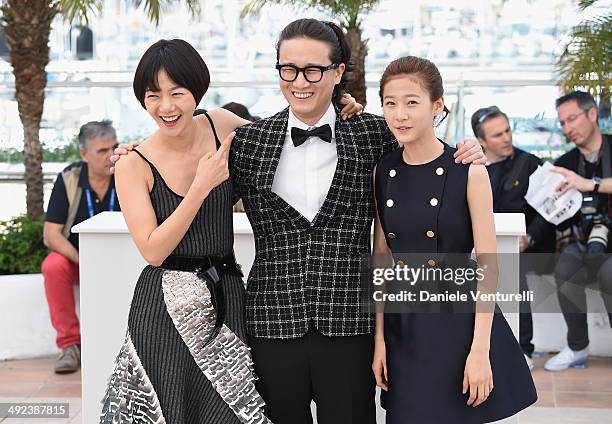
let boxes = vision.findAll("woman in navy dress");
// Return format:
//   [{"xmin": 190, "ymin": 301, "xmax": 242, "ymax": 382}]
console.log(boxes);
[{"xmin": 372, "ymin": 56, "xmax": 537, "ymax": 423}]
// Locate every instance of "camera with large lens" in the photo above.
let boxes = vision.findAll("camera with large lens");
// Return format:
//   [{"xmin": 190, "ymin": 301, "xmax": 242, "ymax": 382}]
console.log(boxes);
[{"xmin": 579, "ymin": 195, "xmax": 610, "ymax": 255}]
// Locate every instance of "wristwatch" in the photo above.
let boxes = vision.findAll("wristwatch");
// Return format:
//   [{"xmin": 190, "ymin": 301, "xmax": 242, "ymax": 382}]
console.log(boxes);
[{"xmin": 593, "ymin": 176, "xmax": 602, "ymax": 194}]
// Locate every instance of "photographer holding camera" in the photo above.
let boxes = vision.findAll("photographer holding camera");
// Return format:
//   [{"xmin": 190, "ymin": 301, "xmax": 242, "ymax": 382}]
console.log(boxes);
[{"xmin": 545, "ymin": 91, "xmax": 612, "ymax": 372}]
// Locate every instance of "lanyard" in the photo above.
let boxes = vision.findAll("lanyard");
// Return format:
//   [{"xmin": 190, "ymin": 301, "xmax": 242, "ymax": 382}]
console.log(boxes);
[{"xmin": 84, "ymin": 187, "xmax": 116, "ymax": 218}]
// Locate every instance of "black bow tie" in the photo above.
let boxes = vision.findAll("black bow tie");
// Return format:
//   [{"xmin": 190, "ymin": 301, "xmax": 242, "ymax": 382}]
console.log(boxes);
[{"xmin": 291, "ymin": 124, "xmax": 332, "ymax": 147}]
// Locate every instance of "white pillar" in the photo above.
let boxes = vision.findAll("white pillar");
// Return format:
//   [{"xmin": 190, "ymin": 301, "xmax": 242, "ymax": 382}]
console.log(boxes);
[
  {"xmin": 491, "ymin": 213, "xmax": 525, "ymax": 424},
  {"xmin": 72, "ymin": 212, "xmax": 146, "ymax": 424},
  {"xmin": 494, "ymin": 212, "xmax": 526, "ymax": 339}
]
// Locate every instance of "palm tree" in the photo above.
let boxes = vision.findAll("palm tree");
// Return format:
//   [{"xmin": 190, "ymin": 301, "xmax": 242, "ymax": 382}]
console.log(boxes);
[
  {"xmin": 556, "ymin": 0, "xmax": 611, "ymax": 117},
  {"xmin": 242, "ymin": 0, "xmax": 380, "ymax": 106},
  {"xmin": 0, "ymin": 0, "xmax": 197, "ymax": 219}
]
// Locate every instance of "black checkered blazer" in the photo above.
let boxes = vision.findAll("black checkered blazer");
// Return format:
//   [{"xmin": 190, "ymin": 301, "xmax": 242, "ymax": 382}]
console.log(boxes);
[{"xmin": 231, "ymin": 106, "xmax": 397, "ymax": 339}]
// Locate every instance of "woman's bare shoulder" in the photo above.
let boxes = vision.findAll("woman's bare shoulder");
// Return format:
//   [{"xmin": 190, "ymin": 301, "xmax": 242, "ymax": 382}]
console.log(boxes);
[
  {"xmin": 468, "ymin": 163, "xmax": 489, "ymax": 181},
  {"xmin": 115, "ymin": 136, "xmax": 156, "ymax": 174}
]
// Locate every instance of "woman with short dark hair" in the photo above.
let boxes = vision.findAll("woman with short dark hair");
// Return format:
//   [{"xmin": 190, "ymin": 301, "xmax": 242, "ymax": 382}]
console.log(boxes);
[
  {"xmin": 99, "ymin": 39, "xmax": 272, "ymax": 424},
  {"xmin": 101, "ymin": 37, "xmax": 362, "ymax": 424}
]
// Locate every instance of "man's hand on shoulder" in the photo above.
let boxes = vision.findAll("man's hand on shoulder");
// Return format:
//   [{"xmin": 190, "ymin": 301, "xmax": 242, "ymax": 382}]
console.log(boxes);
[
  {"xmin": 110, "ymin": 142, "xmax": 140, "ymax": 174},
  {"xmin": 455, "ymin": 138, "xmax": 486, "ymax": 165},
  {"xmin": 338, "ymin": 93, "xmax": 364, "ymax": 120}
]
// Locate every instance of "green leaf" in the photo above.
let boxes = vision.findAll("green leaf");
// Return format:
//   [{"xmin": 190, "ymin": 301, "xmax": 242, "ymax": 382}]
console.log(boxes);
[
  {"xmin": 577, "ymin": 0, "xmax": 600, "ymax": 11},
  {"xmin": 241, "ymin": 0, "xmax": 380, "ymax": 29},
  {"xmin": 57, "ymin": 0, "xmax": 102, "ymax": 24},
  {"xmin": 556, "ymin": 9, "xmax": 612, "ymax": 104},
  {"xmin": 0, "ymin": 215, "xmax": 48, "ymax": 275},
  {"xmin": 55, "ymin": 0, "xmax": 199, "ymax": 25},
  {"xmin": 132, "ymin": 0, "xmax": 200, "ymax": 26}
]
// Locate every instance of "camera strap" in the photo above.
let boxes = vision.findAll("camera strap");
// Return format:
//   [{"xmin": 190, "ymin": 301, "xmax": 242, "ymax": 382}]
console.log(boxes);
[
  {"xmin": 604, "ymin": 139, "xmax": 612, "ymax": 217},
  {"xmin": 578, "ymin": 135, "xmax": 611, "ymax": 179},
  {"xmin": 578, "ymin": 137, "xmax": 611, "ymax": 223},
  {"xmin": 603, "ymin": 137, "xmax": 611, "ymax": 179},
  {"xmin": 502, "ymin": 151, "xmax": 530, "ymax": 192}
]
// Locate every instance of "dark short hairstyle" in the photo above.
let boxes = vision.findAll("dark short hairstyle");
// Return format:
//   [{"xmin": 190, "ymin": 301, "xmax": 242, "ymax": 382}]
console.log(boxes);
[
  {"xmin": 133, "ymin": 39, "xmax": 210, "ymax": 109},
  {"xmin": 470, "ymin": 106, "xmax": 510, "ymax": 139},
  {"xmin": 276, "ymin": 19, "xmax": 353, "ymax": 102},
  {"xmin": 379, "ymin": 56, "xmax": 450, "ymax": 124},
  {"xmin": 78, "ymin": 120, "xmax": 116, "ymax": 150},
  {"xmin": 222, "ymin": 102, "xmax": 255, "ymax": 121},
  {"xmin": 555, "ymin": 90, "xmax": 597, "ymax": 112}
]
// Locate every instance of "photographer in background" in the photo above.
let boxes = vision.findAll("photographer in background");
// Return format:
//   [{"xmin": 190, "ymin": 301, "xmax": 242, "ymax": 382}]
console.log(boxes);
[
  {"xmin": 545, "ymin": 91, "xmax": 612, "ymax": 371},
  {"xmin": 471, "ymin": 106, "xmax": 555, "ymax": 371}
]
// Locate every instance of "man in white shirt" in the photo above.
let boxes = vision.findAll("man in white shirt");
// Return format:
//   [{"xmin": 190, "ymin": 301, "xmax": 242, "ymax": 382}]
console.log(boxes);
[
  {"xmin": 230, "ymin": 19, "xmax": 485, "ymax": 424},
  {"xmin": 112, "ymin": 19, "xmax": 485, "ymax": 424},
  {"xmin": 271, "ymin": 103, "xmax": 338, "ymax": 221}
]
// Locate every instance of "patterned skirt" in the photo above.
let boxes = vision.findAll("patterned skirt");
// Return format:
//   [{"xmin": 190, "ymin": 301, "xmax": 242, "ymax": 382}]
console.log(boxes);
[{"xmin": 100, "ymin": 266, "xmax": 272, "ymax": 424}]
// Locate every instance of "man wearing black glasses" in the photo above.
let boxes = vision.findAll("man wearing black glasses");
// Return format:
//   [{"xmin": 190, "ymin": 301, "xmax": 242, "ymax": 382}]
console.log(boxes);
[
  {"xmin": 111, "ymin": 20, "xmax": 485, "ymax": 423},
  {"xmin": 471, "ymin": 106, "xmax": 555, "ymax": 371},
  {"xmin": 230, "ymin": 20, "xmax": 485, "ymax": 424},
  {"xmin": 544, "ymin": 91, "xmax": 612, "ymax": 372}
]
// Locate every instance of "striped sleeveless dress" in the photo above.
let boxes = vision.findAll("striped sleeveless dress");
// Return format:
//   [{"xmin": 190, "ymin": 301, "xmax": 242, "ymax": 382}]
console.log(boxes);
[{"xmin": 100, "ymin": 112, "xmax": 271, "ymax": 424}]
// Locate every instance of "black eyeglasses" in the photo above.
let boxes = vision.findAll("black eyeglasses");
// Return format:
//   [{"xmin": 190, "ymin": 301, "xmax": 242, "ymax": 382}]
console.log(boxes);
[
  {"xmin": 475, "ymin": 106, "xmax": 501, "ymax": 124},
  {"xmin": 275, "ymin": 63, "xmax": 339, "ymax": 83}
]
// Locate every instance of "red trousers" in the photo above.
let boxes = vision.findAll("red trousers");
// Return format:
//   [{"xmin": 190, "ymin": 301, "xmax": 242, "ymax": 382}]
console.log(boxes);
[{"xmin": 41, "ymin": 252, "xmax": 80, "ymax": 349}]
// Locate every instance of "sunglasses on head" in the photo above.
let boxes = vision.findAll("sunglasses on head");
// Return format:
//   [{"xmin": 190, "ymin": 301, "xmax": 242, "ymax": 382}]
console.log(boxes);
[{"xmin": 476, "ymin": 106, "xmax": 501, "ymax": 124}]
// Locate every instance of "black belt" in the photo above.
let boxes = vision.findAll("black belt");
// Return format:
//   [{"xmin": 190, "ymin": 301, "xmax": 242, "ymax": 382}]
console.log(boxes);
[
  {"xmin": 160, "ymin": 251, "xmax": 243, "ymax": 280},
  {"xmin": 159, "ymin": 251, "xmax": 242, "ymax": 346}
]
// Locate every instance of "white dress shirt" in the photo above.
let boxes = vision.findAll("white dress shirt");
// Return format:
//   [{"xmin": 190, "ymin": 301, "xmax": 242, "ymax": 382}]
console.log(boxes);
[{"xmin": 271, "ymin": 104, "xmax": 338, "ymax": 222}]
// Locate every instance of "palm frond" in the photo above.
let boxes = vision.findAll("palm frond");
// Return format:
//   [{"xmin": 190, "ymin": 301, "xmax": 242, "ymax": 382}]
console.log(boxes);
[
  {"xmin": 557, "ymin": 10, "xmax": 612, "ymax": 101},
  {"xmin": 132, "ymin": 0, "xmax": 200, "ymax": 26},
  {"xmin": 577, "ymin": 0, "xmax": 600, "ymax": 11},
  {"xmin": 241, "ymin": 0, "xmax": 380, "ymax": 29},
  {"xmin": 58, "ymin": 0, "xmax": 101, "ymax": 24},
  {"xmin": 240, "ymin": 0, "xmax": 278, "ymax": 18},
  {"xmin": 55, "ymin": 0, "xmax": 199, "ymax": 26}
]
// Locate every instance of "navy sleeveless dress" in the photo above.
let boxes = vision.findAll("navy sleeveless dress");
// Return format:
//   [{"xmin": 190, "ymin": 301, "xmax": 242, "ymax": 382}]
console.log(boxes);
[
  {"xmin": 375, "ymin": 142, "xmax": 537, "ymax": 424},
  {"xmin": 100, "ymin": 113, "xmax": 271, "ymax": 424}
]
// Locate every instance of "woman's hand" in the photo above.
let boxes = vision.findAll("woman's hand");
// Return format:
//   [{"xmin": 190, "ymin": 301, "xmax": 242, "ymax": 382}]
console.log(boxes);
[
  {"xmin": 372, "ymin": 336, "xmax": 389, "ymax": 391},
  {"xmin": 192, "ymin": 132, "xmax": 234, "ymax": 195},
  {"xmin": 338, "ymin": 93, "xmax": 364, "ymax": 120},
  {"xmin": 463, "ymin": 349, "xmax": 494, "ymax": 407}
]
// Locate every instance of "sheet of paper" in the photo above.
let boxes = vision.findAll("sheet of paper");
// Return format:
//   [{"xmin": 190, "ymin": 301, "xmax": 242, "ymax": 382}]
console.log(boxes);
[{"xmin": 525, "ymin": 162, "xmax": 582, "ymax": 225}]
